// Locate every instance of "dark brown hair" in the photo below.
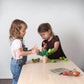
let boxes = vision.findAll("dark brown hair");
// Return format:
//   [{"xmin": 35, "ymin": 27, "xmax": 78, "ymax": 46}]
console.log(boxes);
[
  {"xmin": 9, "ymin": 19, "xmax": 27, "ymax": 40},
  {"xmin": 38, "ymin": 23, "xmax": 53, "ymax": 35}
]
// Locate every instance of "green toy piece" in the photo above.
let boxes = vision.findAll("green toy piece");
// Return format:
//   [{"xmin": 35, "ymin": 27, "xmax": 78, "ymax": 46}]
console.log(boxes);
[
  {"xmin": 32, "ymin": 59, "xmax": 37, "ymax": 63},
  {"xmin": 51, "ymin": 60, "xmax": 56, "ymax": 63},
  {"xmin": 48, "ymin": 49, "xmax": 52, "ymax": 53},
  {"xmin": 64, "ymin": 58, "xmax": 68, "ymax": 61},
  {"xmin": 32, "ymin": 58, "xmax": 40, "ymax": 63},
  {"xmin": 38, "ymin": 58, "xmax": 40, "ymax": 61},
  {"xmin": 59, "ymin": 57, "xmax": 63, "ymax": 60},
  {"xmin": 59, "ymin": 57, "xmax": 68, "ymax": 61},
  {"xmin": 39, "ymin": 52, "xmax": 43, "ymax": 56},
  {"xmin": 47, "ymin": 58, "xmax": 51, "ymax": 61},
  {"xmin": 47, "ymin": 58, "xmax": 56, "ymax": 63},
  {"xmin": 48, "ymin": 52, "xmax": 52, "ymax": 55},
  {"xmin": 45, "ymin": 52, "xmax": 49, "ymax": 56},
  {"xmin": 43, "ymin": 49, "xmax": 47, "ymax": 55},
  {"xmin": 62, "ymin": 57, "xmax": 65, "ymax": 60},
  {"xmin": 51, "ymin": 48, "xmax": 55, "ymax": 52}
]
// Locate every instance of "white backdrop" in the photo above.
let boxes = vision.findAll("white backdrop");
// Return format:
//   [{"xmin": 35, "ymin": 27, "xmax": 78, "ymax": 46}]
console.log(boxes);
[{"xmin": 0, "ymin": 0, "xmax": 84, "ymax": 78}]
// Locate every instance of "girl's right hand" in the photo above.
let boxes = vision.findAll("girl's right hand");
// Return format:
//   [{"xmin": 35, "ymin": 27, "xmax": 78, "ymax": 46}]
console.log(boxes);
[{"xmin": 31, "ymin": 49, "xmax": 36, "ymax": 54}]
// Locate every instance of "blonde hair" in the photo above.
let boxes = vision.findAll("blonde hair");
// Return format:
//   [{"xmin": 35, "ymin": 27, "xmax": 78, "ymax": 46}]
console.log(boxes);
[{"xmin": 9, "ymin": 19, "xmax": 27, "ymax": 40}]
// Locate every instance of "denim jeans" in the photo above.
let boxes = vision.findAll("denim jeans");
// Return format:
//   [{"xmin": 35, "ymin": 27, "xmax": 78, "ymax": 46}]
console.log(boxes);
[
  {"xmin": 10, "ymin": 57, "xmax": 23, "ymax": 84},
  {"xmin": 10, "ymin": 38, "xmax": 28, "ymax": 84}
]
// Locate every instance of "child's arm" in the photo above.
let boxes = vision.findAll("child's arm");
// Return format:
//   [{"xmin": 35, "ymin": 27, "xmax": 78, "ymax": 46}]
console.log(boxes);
[
  {"xmin": 36, "ymin": 41, "xmax": 59, "ymax": 56},
  {"xmin": 17, "ymin": 48, "xmax": 36, "ymax": 56},
  {"xmin": 53, "ymin": 41, "xmax": 59, "ymax": 53}
]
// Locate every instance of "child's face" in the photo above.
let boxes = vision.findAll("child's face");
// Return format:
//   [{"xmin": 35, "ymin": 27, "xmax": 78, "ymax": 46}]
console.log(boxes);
[
  {"xmin": 20, "ymin": 24, "xmax": 26, "ymax": 38},
  {"xmin": 39, "ymin": 30, "xmax": 51, "ymax": 40}
]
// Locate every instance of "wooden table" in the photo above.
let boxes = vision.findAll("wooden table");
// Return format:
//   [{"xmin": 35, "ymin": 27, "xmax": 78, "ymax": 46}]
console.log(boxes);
[{"xmin": 18, "ymin": 59, "xmax": 84, "ymax": 84}]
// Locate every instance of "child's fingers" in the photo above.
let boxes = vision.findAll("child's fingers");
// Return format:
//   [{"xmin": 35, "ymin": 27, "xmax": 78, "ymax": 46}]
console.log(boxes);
[
  {"xmin": 32, "ymin": 49, "xmax": 36, "ymax": 54},
  {"xmin": 35, "ymin": 49, "xmax": 40, "ymax": 54},
  {"xmin": 32, "ymin": 48, "xmax": 39, "ymax": 54}
]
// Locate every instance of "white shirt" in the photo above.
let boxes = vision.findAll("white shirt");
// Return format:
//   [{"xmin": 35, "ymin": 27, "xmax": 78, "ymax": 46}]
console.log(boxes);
[{"xmin": 11, "ymin": 39, "xmax": 23, "ymax": 59}]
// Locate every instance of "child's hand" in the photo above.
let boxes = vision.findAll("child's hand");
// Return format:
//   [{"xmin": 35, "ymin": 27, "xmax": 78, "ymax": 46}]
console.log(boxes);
[
  {"xmin": 31, "ymin": 45, "xmax": 38, "ymax": 54},
  {"xmin": 35, "ymin": 49, "xmax": 40, "ymax": 55},
  {"xmin": 31, "ymin": 49, "xmax": 40, "ymax": 54},
  {"xmin": 31, "ymin": 49, "xmax": 36, "ymax": 54}
]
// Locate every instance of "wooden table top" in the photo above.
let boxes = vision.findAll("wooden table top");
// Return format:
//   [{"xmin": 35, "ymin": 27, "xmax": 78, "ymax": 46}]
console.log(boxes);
[{"xmin": 18, "ymin": 59, "xmax": 84, "ymax": 84}]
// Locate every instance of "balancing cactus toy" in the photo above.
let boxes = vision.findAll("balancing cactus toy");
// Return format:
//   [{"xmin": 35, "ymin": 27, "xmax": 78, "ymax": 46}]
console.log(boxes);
[
  {"xmin": 39, "ymin": 42, "xmax": 55, "ymax": 57},
  {"xmin": 39, "ymin": 42, "xmax": 56, "ymax": 63}
]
